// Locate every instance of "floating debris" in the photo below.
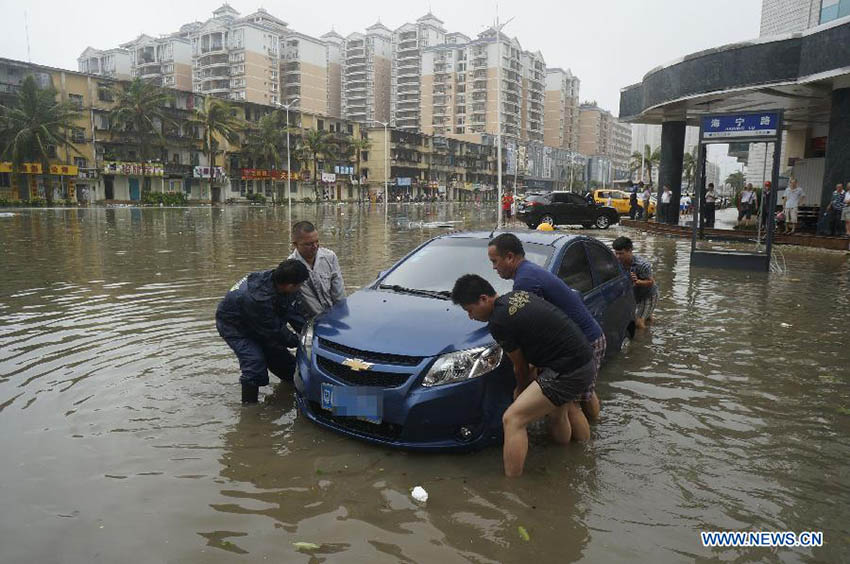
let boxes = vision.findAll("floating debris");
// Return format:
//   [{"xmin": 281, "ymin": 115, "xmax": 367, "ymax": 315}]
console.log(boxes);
[{"xmin": 411, "ymin": 486, "xmax": 428, "ymax": 503}]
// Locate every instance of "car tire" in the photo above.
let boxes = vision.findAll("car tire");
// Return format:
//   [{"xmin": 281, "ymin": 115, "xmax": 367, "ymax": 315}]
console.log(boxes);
[
  {"xmin": 595, "ymin": 214, "xmax": 611, "ymax": 229},
  {"xmin": 540, "ymin": 214, "xmax": 555, "ymax": 226}
]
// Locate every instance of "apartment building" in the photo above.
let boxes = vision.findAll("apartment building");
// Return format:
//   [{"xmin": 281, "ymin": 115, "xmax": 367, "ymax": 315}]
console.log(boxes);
[
  {"xmin": 578, "ymin": 102, "xmax": 632, "ymax": 180},
  {"xmin": 281, "ymin": 31, "xmax": 339, "ymax": 116},
  {"xmin": 322, "ymin": 30, "xmax": 344, "ymax": 118},
  {"xmin": 391, "ymin": 13, "xmax": 447, "ymax": 131},
  {"xmin": 342, "ymin": 23, "xmax": 393, "ymax": 124},
  {"xmin": 120, "ymin": 32, "xmax": 193, "ymax": 90},
  {"xmin": 420, "ymin": 28, "xmax": 524, "ymax": 142},
  {"xmin": 759, "ymin": 0, "xmax": 822, "ymax": 36},
  {"xmin": 77, "ymin": 48, "xmax": 132, "ymax": 80},
  {"xmin": 520, "ymin": 50, "xmax": 546, "ymax": 143},
  {"xmin": 543, "ymin": 67, "xmax": 580, "ymax": 151},
  {"xmin": 190, "ymin": 5, "xmax": 287, "ymax": 105}
]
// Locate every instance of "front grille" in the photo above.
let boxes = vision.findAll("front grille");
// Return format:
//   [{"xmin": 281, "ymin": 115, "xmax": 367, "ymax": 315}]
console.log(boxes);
[
  {"xmin": 316, "ymin": 356, "xmax": 411, "ymax": 388},
  {"xmin": 318, "ymin": 338, "xmax": 424, "ymax": 367},
  {"xmin": 308, "ymin": 401, "xmax": 403, "ymax": 440}
]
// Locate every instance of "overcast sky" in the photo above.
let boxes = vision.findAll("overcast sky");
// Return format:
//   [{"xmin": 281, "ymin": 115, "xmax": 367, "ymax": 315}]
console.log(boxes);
[{"xmin": 3, "ymin": 0, "xmax": 762, "ymax": 113}]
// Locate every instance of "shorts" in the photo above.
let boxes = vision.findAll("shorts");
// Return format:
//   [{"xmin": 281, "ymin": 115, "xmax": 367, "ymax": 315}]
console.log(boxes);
[
  {"xmin": 785, "ymin": 207, "xmax": 798, "ymax": 223},
  {"xmin": 635, "ymin": 292, "xmax": 658, "ymax": 321},
  {"xmin": 580, "ymin": 334, "xmax": 607, "ymax": 401},
  {"xmin": 842, "ymin": 207, "xmax": 850, "ymax": 221},
  {"xmin": 536, "ymin": 361, "xmax": 595, "ymax": 407}
]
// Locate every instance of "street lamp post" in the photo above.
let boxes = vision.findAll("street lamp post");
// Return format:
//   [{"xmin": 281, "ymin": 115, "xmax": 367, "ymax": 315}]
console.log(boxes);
[
  {"xmin": 372, "ymin": 120, "xmax": 389, "ymax": 205},
  {"xmin": 493, "ymin": 15, "xmax": 513, "ymax": 228},
  {"xmin": 277, "ymin": 98, "xmax": 299, "ymax": 224}
]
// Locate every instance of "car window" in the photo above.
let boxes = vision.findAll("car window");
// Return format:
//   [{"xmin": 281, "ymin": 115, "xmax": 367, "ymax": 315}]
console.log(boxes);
[
  {"xmin": 557, "ymin": 242, "xmax": 593, "ymax": 294},
  {"xmin": 381, "ymin": 238, "xmax": 554, "ymax": 294},
  {"xmin": 598, "ymin": 191, "xmax": 609, "ymax": 199},
  {"xmin": 565, "ymin": 193, "xmax": 586, "ymax": 205},
  {"xmin": 615, "ymin": 191, "xmax": 628, "ymax": 199},
  {"xmin": 551, "ymin": 193, "xmax": 569, "ymax": 203},
  {"xmin": 585, "ymin": 242, "xmax": 622, "ymax": 287},
  {"xmin": 525, "ymin": 194, "xmax": 550, "ymax": 204}
]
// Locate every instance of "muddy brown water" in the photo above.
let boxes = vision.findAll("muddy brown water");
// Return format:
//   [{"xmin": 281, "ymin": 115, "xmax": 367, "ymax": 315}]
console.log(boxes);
[{"xmin": 1, "ymin": 204, "xmax": 848, "ymax": 563}]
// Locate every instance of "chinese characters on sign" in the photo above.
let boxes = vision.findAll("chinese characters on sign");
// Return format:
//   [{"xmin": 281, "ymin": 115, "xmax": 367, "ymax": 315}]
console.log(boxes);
[
  {"xmin": 240, "ymin": 169, "xmax": 299, "ymax": 181},
  {"xmin": 193, "ymin": 166, "xmax": 227, "ymax": 181},
  {"xmin": 701, "ymin": 113, "xmax": 779, "ymax": 140},
  {"xmin": 102, "ymin": 161, "xmax": 165, "ymax": 176}
]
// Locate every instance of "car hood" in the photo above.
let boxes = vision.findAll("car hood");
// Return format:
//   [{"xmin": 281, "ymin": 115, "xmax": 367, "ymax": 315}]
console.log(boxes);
[{"xmin": 314, "ymin": 288, "xmax": 494, "ymax": 358}]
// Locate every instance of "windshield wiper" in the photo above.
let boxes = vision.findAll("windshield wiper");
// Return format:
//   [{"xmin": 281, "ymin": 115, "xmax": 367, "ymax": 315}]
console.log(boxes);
[{"xmin": 379, "ymin": 284, "xmax": 451, "ymax": 300}]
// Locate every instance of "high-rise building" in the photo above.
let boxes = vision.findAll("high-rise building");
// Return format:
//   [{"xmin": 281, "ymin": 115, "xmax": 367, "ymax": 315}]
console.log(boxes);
[
  {"xmin": 281, "ymin": 31, "xmax": 341, "ymax": 117},
  {"xmin": 342, "ymin": 23, "xmax": 393, "ymax": 124},
  {"xmin": 520, "ymin": 50, "xmax": 546, "ymax": 143},
  {"xmin": 391, "ymin": 13, "xmax": 447, "ymax": 131},
  {"xmin": 759, "ymin": 0, "xmax": 822, "ymax": 36},
  {"xmin": 121, "ymin": 31, "xmax": 194, "ymax": 91},
  {"xmin": 77, "ymin": 48, "xmax": 133, "ymax": 80},
  {"xmin": 543, "ymin": 68, "xmax": 580, "ymax": 151},
  {"xmin": 578, "ymin": 102, "xmax": 632, "ymax": 180},
  {"xmin": 190, "ymin": 5, "xmax": 287, "ymax": 105},
  {"xmin": 421, "ymin": 28, "xmax": 526, "ymax": 141},
  {"xmin": 322, "ymin": 31, "xmax": 344, "ymax": 118}
]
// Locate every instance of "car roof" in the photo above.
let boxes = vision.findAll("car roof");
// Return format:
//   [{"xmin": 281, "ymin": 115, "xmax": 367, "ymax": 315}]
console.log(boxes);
[{"xmin": 437, "ymin": 229, "xmax": 580, "ymax": 248}]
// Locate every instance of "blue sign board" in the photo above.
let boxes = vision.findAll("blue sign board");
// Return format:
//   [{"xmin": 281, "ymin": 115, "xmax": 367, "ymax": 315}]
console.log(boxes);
[
  {"xmin": 701, "ymin": 113, "xmax": 779, "ymax": 140},
  {"xmin": 396, "ymin": 177, "xmax": 412, "ymax": 187}
]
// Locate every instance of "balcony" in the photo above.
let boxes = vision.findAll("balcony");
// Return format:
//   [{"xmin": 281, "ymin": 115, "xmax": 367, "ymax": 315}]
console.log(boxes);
[{"xmin": 201, "ymin": 43, "xmax": 225, "ymax": 54}]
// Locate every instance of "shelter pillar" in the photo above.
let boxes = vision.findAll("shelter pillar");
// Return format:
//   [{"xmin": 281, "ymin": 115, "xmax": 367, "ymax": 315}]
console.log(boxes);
[
  {"xmin": 821, "ymin": 87, "xmax": 850, "ymax": 216},
  {"xmin": 659, "ymin": 120, "xmax": 686, "ymax": 224}
]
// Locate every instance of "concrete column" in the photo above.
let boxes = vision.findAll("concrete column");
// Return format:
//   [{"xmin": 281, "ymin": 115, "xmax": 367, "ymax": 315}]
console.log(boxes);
[
  {"xmin": 658, "ymin": 120, "xmax": 686, "ymax": 224},
  {"xmin": 821, "ymin": 87, "xmax": 850, "ymax": 213}
]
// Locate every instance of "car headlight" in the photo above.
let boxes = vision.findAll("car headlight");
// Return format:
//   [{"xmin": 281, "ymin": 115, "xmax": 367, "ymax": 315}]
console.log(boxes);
[
  {"xmin": 300, "ymin": 320, "xmax": 314, "ymax": 362},
  {"xmin": 421, "ymin": 344, "xmax": 503, "ymax": 387}
]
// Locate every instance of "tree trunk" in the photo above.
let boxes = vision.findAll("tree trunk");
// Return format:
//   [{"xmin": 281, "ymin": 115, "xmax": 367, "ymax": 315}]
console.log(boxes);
[
  {"xmin": 41, "ymin": 159, "xmax": 53, "ymax": 205},
  {"xmin": 208, "ymin": 132, "xmax": 214, "ymax": 203},
  {"xmin": 313, "ymin": 155, "xmax": 320, "ymax": 201}
]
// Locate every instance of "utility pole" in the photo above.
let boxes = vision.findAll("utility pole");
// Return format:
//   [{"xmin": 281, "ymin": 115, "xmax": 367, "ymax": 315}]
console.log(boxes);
[
  {"xmin": 278, "ymin": 98, "xmax": 299, "ymax": 226},
  {"xmin": 494, "ymin": 13, "xmax": 513, "ymax": 228},
  {"xmin": 372, "ymin": 120, "xmax": 390, "ymax": 205}
]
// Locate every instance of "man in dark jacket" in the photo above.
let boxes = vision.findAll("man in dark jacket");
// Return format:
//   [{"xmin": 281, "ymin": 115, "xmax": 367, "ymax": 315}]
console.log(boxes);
[{"xmin": 216, "ymin": 259, "xmax": 310, "ymax": 404}]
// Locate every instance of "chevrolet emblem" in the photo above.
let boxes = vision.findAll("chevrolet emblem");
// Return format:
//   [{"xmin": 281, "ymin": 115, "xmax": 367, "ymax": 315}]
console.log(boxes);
[{"xmin": 342, "ymin": 358, "xmax": 374, "ymax": 372}]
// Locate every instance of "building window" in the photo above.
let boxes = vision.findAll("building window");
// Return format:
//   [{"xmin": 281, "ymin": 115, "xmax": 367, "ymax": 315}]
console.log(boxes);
[
  {"xmin": 172, "ymin": 153, "xmax": 181, "ymax": 164},
  {"xmin": 317, "ymin": 119, "xmax": 324, "ymax": 131},
  {"xmin": 74, "ymin": 157, "xmax": 87, "ymax": 169},
  {"xmin": 72, "ymin": 128, "xmax": 86, "ymax": 143},
  {"xmin": 0, "ymin": 172, "xmax": 10, "ymax": 188},
  {"xmin": 69, "ymin": 94, "xmax": 84, "ymax": 109}
]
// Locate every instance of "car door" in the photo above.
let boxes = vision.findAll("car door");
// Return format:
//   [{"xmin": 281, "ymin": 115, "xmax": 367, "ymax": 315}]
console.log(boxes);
[
  {"xmin": 613, "ymin": 190, "xmax": 630, "ymax": 214},
  {"xmin": 564, "ymin": 192, "xmax": 593, "ymax": 224},
  {"xmin": 555, "ymin": 240, "xmax": 594, "ymax": 295},
  {"xmin": 548, "ymin": 192, "xmax": 571, "ymax": 223},
  {"xmin": 584, "ymin": 240, "xmax": 635, "ymax": 349}
]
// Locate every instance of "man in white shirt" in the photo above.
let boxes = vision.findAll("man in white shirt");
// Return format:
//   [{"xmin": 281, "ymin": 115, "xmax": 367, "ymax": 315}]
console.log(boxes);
[
  {"xmin": 739, "ymin": 184, "xmax": 756, "ymax": 225},
  {"xmin": 641, "ymin": 185, "xmax": 652, "ymax": 220},
  {"xmin": 704, "ymin": 183, "xmax": 717, "ymax": 228},
  {"xmin": 660, "ymin": 186, "xmax": 672, "ymax": 223},
  {"xmin": 782, "ymin": 178, "xmax": 805, "ymax": 234},
  {"xmin": 288, "ymin": 221, "xmax": 346, "ymax": 324}
]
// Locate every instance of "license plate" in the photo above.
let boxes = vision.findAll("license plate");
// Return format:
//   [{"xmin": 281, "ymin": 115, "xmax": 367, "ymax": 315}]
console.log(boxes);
[{"xmin": 320, "ymin": 382, "xmax": 383, "ymax": 424}]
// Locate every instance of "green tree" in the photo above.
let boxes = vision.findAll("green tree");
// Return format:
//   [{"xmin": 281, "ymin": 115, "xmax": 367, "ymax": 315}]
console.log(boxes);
[
  {"xmin": 726, "ymin": 170, "xmax": 745, "ymax": 192},
  {"xmin": 0, "ymin": 75, "xmax": 82, "ymax": 202},
  {"xmin": 350, "ymin": 136, "xmax": 371, "ymax": 200},
  {"xmin": 242, "ymin": 111, "xmax": 297, "ymax": 203},
  {"xmin": 109, "ymin": 78, "xmax": 174, "ymax": 191},
  {"xmin": 682, "ymin": 147, "xmax": 698, "ymax": 191},
  {"xmin": 643, "ymin": 144, "xmax": 661, "ymax": 185},
  {"xmin": 301, "ymin": 129, "xmax": 334, "ymax": 200},
  {"xmin": 190, "ymin": 96, "xmax": 242, "ymax": 202}
]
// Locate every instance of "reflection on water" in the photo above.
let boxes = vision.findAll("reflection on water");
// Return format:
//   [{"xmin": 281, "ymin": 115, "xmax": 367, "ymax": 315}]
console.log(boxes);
[{"xmin": 0, "ymin": 204, "xmax": 848, "ymax": 562}]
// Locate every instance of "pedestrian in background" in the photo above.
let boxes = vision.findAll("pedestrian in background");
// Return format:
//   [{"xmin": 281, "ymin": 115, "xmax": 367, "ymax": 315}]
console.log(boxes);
[
  {"xmin": 660, "ymin": 186, "xmax": 671, "ymax": 224},
  {"xmin": 826, "ymin": 183, "xmax": 846, "ymax": 236},
  {"xmin": 629, "ymin": 186, "xmax": 639, "ymax": 220},
  {"xmin": 843, "ymin": 184, "xmax": 850, "ymax": 238},
  {"xmin": 782, "ymin": 178, "xmax": 805, "ymax": 234},
  {"xmin": 612, "ymin": 236, "xmax": 658, "ymax": 330},
  {"xmin": 739, "ymin": 184, "xmax": 756, "ymax": 226},
  {"xmin": 641, "ymin": 184, "xmax": 652, "ymax": 221},
  {"xmin": 704, "ymin": 183, "xmax": 717, "ymax": 228}
]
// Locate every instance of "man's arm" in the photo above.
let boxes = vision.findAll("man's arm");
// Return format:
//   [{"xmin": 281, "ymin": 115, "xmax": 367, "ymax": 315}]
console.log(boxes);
[
  {"xmin": 330, "ymin": 253, "xmax": 346, "ymax": 303},
  {"xmin": 506, "ymin": 348, "xmax": 531, "ymax": 396},
  {"xmin": 244, "ymin": 296, "xmax": 299, "ymax": 349}
]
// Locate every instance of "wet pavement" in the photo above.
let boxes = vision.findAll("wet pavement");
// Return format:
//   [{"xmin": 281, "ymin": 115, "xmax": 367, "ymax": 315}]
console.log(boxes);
[{"xmin": 1, "ymin": 203, "xmax": 849, "ymax": 563}]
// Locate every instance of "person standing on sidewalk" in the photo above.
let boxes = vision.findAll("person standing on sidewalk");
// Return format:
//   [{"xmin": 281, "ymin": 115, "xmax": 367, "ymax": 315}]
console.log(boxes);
[
  {"xmin": 739, "ymin": 184, "xmax": 756, "ymax": 226},
  {"xmin": 826, "ymin": 183, "xmax": 846, "ymax": 236},
  {"xmin": 782, "ymin": 178, "xmax": 805, "ymax": 234},
  {"xmin": 629, "ymin": 187, "xmax": 640, "ymax": 220},
  {"xmin": 641, "ymin": 184, "xmax": 652, "ymax": 220},
  {"xmin": 660, "ymin": 186, "xmax": 672, "ymax": 224},
  {"xmin": 704, "ymin": 183, "xmax": 717, "ymax": 228}
]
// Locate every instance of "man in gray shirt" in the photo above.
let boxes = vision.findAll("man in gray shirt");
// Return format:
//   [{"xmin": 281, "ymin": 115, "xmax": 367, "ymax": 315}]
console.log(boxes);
[{"xmin": 288, "ymin": 221, "xmax": 346, "ymax": 321}]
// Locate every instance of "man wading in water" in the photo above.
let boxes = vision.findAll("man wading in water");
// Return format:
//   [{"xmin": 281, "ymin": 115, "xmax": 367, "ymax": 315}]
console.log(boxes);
[{"xmin": 452, "ymin": 274, "xmax": 594, "ymax": 477}]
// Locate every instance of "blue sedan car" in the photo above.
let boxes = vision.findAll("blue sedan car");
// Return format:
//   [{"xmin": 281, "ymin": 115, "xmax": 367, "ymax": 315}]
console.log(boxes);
[{"xmin": 293, "ymin": 231, "xmax": 635, "ymax": 451}]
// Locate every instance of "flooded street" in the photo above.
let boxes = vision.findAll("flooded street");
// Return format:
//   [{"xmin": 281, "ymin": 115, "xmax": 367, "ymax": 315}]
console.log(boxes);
[{"xmin": 1, "ymin": 204, "xmax": 849, "ymax": 563}]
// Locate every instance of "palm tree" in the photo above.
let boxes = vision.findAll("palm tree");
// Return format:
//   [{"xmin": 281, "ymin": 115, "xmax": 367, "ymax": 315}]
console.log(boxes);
[
  {"xmin": 726, "ymin": 170, "xmax": 745, "ymax": 193},
  {"xmin": 630, "ymin": 151, "xmax": 643, "ymax": 181},
  {"xmin": 643, "ymin": 144, "xmax": 661, "ymax": 185},
  {"xmin": 190, "ymin": 96, "xmax": 242, "ymax": 202},
  {"xmin": 350, "ymin": 136, "xmax": 371, "ymax": 201},
  {"xmin": 109, "ymin": 78, "xmax": 173, "ymax": 192},
  {"xmin": 0, "ymin": 76, "xmax": 83, "ymax": 202},
  {"xmin": 242, "ymin": 111, "xmax": 296, "ymax": 203},
  {"xmin": 682, "ymin": 148, "xmax": 697, "ymax": 191},
  {"xmin": 301, "ymin": 129, "xmax": 333, "ymax": 200}
]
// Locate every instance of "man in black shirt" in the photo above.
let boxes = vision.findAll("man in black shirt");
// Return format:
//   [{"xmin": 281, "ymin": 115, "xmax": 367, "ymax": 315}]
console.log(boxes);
[{"xmin": 451, "ymin": 274, "xmax": 595, "ymax": 477}]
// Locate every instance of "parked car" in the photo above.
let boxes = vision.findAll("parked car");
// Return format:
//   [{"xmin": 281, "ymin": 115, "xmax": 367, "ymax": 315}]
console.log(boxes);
[
  {"xmin": 293, "ymin": 231, "xmax": 636, "ymax": 452},
  {"xmin": 593, "ymin": 189, "xmax": 657, "ymax": 217},
  {"xmin": 517, "ymin": 191, "xmax": 620, "ymax": 229}
]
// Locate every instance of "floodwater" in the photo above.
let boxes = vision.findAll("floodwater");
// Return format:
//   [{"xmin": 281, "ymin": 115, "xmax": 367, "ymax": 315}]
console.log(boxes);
[{"xmin": 1, "ymin": 204, "xmax": 848, "ymax": 563}]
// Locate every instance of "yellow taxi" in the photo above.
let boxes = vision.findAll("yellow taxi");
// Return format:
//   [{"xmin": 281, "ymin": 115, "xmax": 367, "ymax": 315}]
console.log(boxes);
[{"xmin": 593, "ymin": 189, "xmax": 656, "ymax": 217}]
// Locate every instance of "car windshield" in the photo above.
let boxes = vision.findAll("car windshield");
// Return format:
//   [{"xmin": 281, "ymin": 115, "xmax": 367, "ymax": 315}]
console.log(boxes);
[
  {"xmin": 380, "ymin": 237, "xmax": 554, "ymax": 296},
  {"xmin": 524, "ymin": 194, "xmax": 550, "ymax": 204}
]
